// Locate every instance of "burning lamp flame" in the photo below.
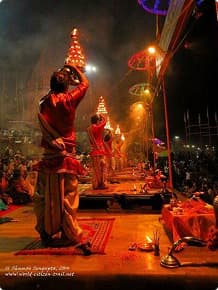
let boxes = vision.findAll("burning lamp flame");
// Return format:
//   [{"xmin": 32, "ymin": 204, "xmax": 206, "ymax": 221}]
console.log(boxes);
[
  {"xmin": 115, "ymin": 124, "xmax": 121, "ymax": 135},
  {"xmin": 146, "ymin": 235, "xmax": 153, "ymax": 244}
]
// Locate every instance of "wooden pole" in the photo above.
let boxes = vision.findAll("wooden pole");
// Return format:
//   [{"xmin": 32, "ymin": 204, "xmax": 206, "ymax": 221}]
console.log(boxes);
[
  {"xmin": 161, "ymin": 77, "xmax": 173, "ymax": 191},
  {"xmin": 150, "ymin": 104, "xmax": 156, "ymax": 169}
]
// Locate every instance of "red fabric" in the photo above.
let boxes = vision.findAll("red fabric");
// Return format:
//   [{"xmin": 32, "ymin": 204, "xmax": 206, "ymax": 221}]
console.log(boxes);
[
  {"xmin": 207, "ymin": 226, "xmax": 218, "ymax": 250},
  {"xmin": 37, "ymin": 156, "xmax": 86, "ymax": 175},
  {"xmin": 114, "ymin": 140, "xmax": 124, "ymax": 158},
  {"xmin": 38, "ymin": 82, "xmax": 88, "ymax": 174},
  {"xmin": 104, "ymin": 137, "xmax": 113, "ymax": 157},
  {"xmin": 88, "ymin": 118, "xmax": 106, "ymax": 156},
  {"xmin": 180, "ymin": 199, "xmax": 212, "ymax": 214},
  {"xmin": 161, "ymin": 201, "xmax": 215, "ymax": 242},
  {"xmin": 40, "ymin": 84, "xmax": 87, "ymax": 152}
]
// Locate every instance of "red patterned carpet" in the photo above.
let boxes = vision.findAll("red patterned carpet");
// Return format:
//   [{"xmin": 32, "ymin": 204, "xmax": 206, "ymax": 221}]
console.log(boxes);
[{"xmin": 15, "ymin": 218, "xmax": 115, "ymax": 255}]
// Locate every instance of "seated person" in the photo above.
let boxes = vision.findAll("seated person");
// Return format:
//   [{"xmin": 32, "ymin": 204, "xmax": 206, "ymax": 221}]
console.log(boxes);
[{"xmin": 8, "ymin": 169, "xmax": 34, "ymax": 204}]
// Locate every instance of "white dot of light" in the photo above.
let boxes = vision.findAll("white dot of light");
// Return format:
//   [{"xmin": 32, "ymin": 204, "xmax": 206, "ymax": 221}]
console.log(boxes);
[
  {"xmin": 147, "ymin": 46, "xmax": 156, "ymax": 55},
  {"xmin": 136, "ymin": 103, "xmax": 144, "ymax": 110},
  {"xmin": 0, "ymin": 0, "xmax": 3, "ymax": 3},
  {"xmin": 85, "ymin": 64, "xmax": 97, "ymax": 73}
]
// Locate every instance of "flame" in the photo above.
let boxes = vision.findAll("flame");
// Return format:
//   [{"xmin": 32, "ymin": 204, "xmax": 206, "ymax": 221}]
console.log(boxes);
[
  {"xmin": 115, "ymin": 124, "xmax": 121, "ymax": 135},
  {"xmin": 71, "ymin": 28, "xmax": 78, "ymax": 37},
  {"xmin": 146, "ymin": 235, "xmax": 153, "ymax": 243}
]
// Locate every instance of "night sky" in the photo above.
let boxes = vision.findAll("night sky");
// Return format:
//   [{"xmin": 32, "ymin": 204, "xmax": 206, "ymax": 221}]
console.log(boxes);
[{"xmin": 0, "ymin": 0, "xmax": 217, "ymax": 139}]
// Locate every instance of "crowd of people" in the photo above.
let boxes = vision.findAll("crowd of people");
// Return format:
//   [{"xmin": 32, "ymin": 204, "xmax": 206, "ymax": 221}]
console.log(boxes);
[
  {"xmin": 1, "ymin": 141, "xmax": 218, "ymax": 208},
  {"xmin": 171, "ymin": 152, "xmax": 218, "ymax": 205}
]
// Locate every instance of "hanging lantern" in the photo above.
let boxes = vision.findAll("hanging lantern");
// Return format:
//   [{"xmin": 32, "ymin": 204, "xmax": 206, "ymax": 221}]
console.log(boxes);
[
  {"xmin": 128, "ymin": 50, "xmax": 156, "ymax": 71},
  {"xmin": 129, "ymin": 83, "xmax": 154, "ymax": 105}
]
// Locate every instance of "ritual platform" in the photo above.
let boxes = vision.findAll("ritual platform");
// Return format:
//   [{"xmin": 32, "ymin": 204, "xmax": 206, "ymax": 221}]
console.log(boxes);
[{"xmin": 78, "ymin": 167, "xmax": 172, "ymax": 211}]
